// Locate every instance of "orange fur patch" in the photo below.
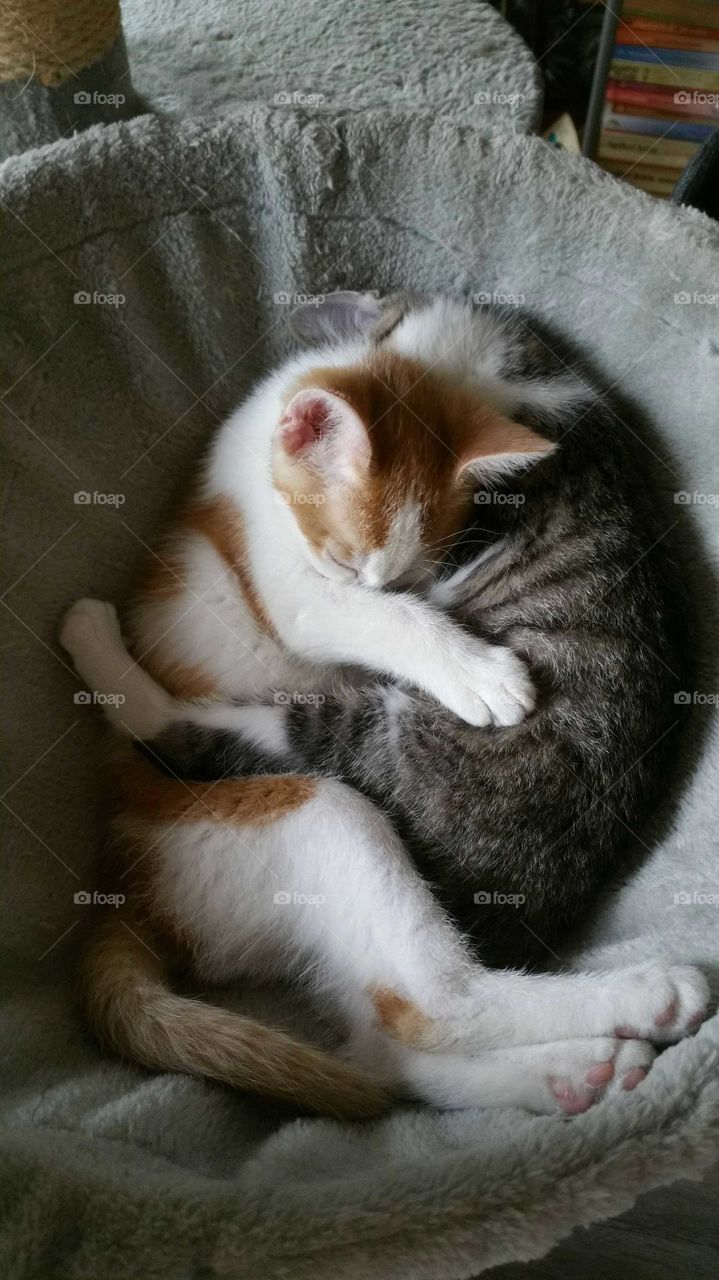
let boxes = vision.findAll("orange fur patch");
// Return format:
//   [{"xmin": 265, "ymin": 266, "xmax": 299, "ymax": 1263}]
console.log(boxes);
[
  {"xmin": 131, "ymin": 494, "xmax": 275, "ymax": 636},
  {"xmin": 144, "ymin": 656, "xmax": 217, "ymax": 700},
  {"xmin": 183, "ymin": 497, "xmax": 277, "ymax": 640},
  {"xmin": 113, "ymin": 753, "xmax": 317, "ymax": 829},
  {"xmin": 372, "ymin": 987, "xmax": 436, "ymax": 1047},
  {"xmin": 278, "ymin": 353, "xmax": 551, "ymax": 558}
]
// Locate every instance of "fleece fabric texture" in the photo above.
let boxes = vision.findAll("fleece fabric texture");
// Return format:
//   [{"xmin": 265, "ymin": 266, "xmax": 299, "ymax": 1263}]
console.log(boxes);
[
  {"xmin": 1, "ymin": 110, "xmax": 718, "ymax": 1280},
  {"xmin": 120, "ymin": 0, "xmax": 542, "ymax": 132}
]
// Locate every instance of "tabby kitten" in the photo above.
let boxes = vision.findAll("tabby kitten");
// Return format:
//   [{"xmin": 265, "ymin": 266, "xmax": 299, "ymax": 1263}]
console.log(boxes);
[{"xmin": 60, "ymin": 293, "xmax": 707, "ymax": 1119}]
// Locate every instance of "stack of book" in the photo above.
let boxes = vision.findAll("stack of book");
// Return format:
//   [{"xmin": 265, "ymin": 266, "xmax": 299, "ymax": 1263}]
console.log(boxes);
[{"xmin": 597, "ymin": 0, "xmax": 719, "ymax": 198}]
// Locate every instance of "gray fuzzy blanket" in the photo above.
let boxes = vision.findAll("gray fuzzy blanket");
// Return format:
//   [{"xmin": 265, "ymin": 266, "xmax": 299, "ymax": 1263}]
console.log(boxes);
[{"xmin": 1, "ymin": 109, "xmax": 719, "ymax": 1279}]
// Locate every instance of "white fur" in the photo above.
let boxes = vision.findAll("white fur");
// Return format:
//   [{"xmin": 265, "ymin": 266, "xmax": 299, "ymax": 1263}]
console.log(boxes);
[
  {"xmin": 362, "ymin": 500, "xmax": 423, "ymax": 588},
  {"xmin": 61, "ymin": 594, "xmax": 709, "ymax": 1116},
  {"xmin": 60, "ymin": 297, "xmax": 709, "ymax": 1114},
  {"xmin": 386, "ymin": 298, "xmax": 590, "ymax": 420}
]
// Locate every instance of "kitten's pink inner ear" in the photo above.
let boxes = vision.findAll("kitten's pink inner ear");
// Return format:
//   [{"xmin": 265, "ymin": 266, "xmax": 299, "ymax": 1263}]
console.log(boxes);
[
  {"xmin": 279, "ymin": 387, "xmax": 371, "ymax": 478},
  {"xmin": 280, "ymin": 392, "xmax": 334, "ymax": 457}
]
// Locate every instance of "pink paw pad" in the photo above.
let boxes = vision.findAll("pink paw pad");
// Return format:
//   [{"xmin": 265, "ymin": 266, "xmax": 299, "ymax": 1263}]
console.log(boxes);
[
  {"xmin": 615, "ymin": 1025, "xmax": 640, "ymax": 1039},
  {"xmin": 654, "ymin": 999, "xmax": 677, "ymax": 1028},
  {"xmin": 549, "ymin": 1077, "xmax": 594, "ymax": 1115},
  {"xmin": 585, "ymin": 1060, "xmax": 614, "ymax": 1087},
  {"xmin": 622, "ymin": 1067, "xmax": 648, "ymax": 1092}
]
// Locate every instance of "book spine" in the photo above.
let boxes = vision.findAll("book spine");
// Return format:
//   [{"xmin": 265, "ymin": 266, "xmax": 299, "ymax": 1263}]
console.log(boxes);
[
  {"xmin": 623, "ymin": 0, "xmax": 719, "ymax": 28},
  {"xmin": 599, "ymin": 132, "xmax": 699, "ymax": 166},
  {"xmin": 614, "ymin": 44, "xmax": 719, "ymax": 69},
  {"xmin": 606, "ymin": 79, "xmax": 719, "ymax": 119},
  {"xmin": 617, "ymin": 25, "xmax": 719, "ymax": 53},
  {"xmin": 629, "ymin": 19, "xmax": 719, "ymax": 42},
  {"xmin": 602, "ymin": 110, "xmax": 715, "ymax": 142},
  {"xmin": 608, "ymin": 95, "xmax": 718, "ymax": 125},
  {"xmin": 609, "ymin": 58, "xmax": 719, "ymax": 88}
]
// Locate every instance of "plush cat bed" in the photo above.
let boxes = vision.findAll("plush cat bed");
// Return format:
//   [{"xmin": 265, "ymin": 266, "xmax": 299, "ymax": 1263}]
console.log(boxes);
[
  {"xmin": 2, "ymin": 110, "xmax": 719, "ymax": 1280},
  {"xmin": 120, "ymin": 0, "xmax": 542, "ymax": 131},
  {"xmin": 0, "ymin": 0, "xmax": 541, "ymax": 161}
]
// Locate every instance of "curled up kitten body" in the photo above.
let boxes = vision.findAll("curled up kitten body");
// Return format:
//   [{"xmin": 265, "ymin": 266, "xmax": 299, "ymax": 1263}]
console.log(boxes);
[{"xmin": 61, "ymin": 293, "xmax": 709, "ymax": 1119}]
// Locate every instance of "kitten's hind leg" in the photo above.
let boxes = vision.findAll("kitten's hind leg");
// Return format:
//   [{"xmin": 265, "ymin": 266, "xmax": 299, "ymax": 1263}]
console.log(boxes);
[{"xmin": 394, "ymin": 1036, "xmax": 657, "ymax": 1114}]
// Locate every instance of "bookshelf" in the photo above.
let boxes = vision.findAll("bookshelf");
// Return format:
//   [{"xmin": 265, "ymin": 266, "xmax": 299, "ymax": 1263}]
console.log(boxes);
[{"xmin": 584, "ymin": 0, "xmax": 719, "ymax": 198}]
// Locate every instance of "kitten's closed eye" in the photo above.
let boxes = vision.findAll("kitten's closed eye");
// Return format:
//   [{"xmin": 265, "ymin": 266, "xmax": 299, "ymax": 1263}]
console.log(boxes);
[{"xmin": 326, "ymin": 551, "xmax": 358, "ymax": 582}]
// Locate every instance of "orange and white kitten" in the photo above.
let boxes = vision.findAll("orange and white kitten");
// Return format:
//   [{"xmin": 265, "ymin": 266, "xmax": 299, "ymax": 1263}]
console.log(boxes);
[{"xmin": 61, "ymin": 293, "xmax": 708, "ymax": 1119}]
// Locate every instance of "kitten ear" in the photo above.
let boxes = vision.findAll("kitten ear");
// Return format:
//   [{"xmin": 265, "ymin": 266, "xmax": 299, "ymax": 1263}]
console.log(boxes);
[
  {"xmin": 289, "ymin": 291, "xmax": 383, "ymax": 344},
  {"xmin": 279, "ymin": 388, "xmax": 370, "ymax": 481},
  {"xmin": 457, "ymin": 410, "xmax": 555, "ymax": 484}
]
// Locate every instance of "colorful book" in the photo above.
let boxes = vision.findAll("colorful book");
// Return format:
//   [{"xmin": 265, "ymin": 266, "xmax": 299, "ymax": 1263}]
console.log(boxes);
[
  {"xmin": 597, "ymin": 2, "xmax": 718, "ymax": 199},
  {"xmin": 603, "ymin": 166, "xmax": 678, "ymax": 197},
  {"xmin": 606, "ymin": 79, "xmax": 719, "ymax": 120},
  {"xmin": 601, "ymin": 155, "xmax": 681, "ymax": 182},
  {"xmin": 599, "ymin": 131, "xmax": 699, "ymax": 170},
  {"xmin": 623, "ymin": 0, "xmax": 719, "ymax": 29},
  {"xmin": 608, "ymin": 98, "xmax": 718, "ymax": 130},
  {"xmin": 601, "ymin": 110, "xmax": 715, "ymax": 143},
  {"xmin": 609, "ymin": 58, "xmax": 719, "ymax": 89},
  {"xmin": 617, "ymin": 22, "xmax": 719, "ymax": 53},
  {"xmin": 614, "ymin": 44, "xmax": 719, "ymax": 69}
]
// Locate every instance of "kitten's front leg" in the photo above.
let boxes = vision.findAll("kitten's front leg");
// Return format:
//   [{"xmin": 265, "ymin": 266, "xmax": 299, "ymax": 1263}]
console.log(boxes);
[{"xmin": 280, "ymin": 578, "xmax": 534, "ymax": 728}]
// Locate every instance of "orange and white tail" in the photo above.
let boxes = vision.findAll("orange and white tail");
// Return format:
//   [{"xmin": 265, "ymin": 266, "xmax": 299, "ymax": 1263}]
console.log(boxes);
[{"xmin": 81, "ymin": 913, "xmax": 390, "ymax": 1120}]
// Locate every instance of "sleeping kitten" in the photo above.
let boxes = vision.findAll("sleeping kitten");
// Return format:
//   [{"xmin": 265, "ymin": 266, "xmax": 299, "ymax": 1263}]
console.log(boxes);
[{"xmin": 60, "ymin": 292, "xmax": 708, "ymax": 1119}]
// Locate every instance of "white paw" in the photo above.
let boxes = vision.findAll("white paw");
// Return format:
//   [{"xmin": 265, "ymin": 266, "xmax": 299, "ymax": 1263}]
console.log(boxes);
[
  {"xmin": 60, "ymin": 598, "xmax": 123, "ymax": 662},
  {"xmin": 440, "ymin": 641, "xmax": 535, "ymax": 728},
  {"xmin": 544, "ymin": 1037, "xmax": 656, "ymax": 1116},
  {"xmin": 601, "ymin": 964, "xmax": 710, "ymax": 1044}
]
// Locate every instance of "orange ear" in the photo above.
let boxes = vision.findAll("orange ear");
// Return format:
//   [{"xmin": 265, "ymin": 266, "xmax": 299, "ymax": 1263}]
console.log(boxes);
[{"xmin": 456, "ymin": 407, "xmax": 555, "ymax": 483}]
